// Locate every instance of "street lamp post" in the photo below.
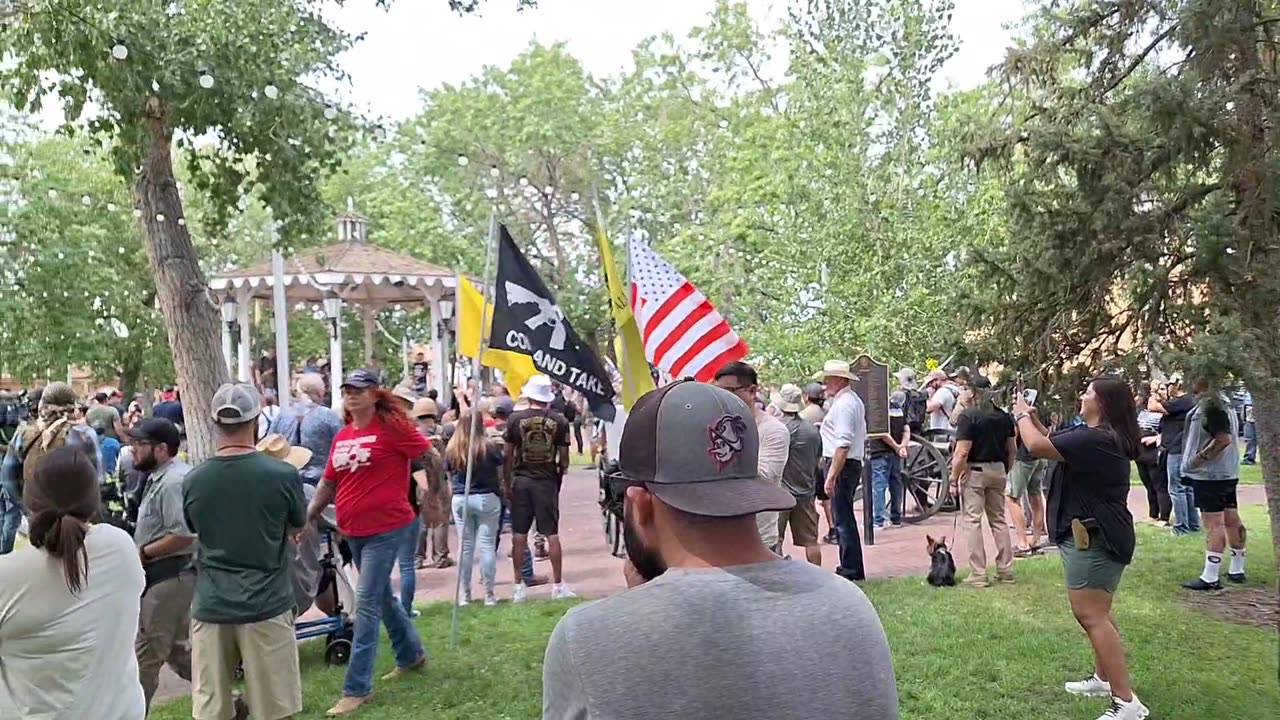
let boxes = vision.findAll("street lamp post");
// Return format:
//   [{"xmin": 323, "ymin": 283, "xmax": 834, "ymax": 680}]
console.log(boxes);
[
  {"xmin": 323, "ymin": 295, "xmax": 344, "ymax": 412},
  {"xmin": 220, "ymin": 297, "xmax": 238, "ymax": 377}
]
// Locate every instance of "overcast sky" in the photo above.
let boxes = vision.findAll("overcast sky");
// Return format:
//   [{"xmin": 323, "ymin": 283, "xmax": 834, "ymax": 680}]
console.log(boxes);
[{"xmin": 323, "ymin": 0, "xmax": 1028, "ymax": 122}]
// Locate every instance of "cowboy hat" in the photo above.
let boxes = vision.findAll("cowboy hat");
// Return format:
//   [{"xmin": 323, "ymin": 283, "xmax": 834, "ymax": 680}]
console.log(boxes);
[
  {"xmin": 410, "ymin": 397, "xmax": 438, "ymax": 420},
  {"xmin": 256, "ymin": 433, "xmax": 313, "ymax": 470},
  {"xmin": 819, "ymin": 359, "xmax": 855, "ymax": 381}
]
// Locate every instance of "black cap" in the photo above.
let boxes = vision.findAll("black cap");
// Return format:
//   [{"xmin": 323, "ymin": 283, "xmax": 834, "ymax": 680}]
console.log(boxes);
[
  {"xmin": 619, "ymin": 380, "xmax": 794, "ymax": 518},
  {"xmin": 341, "ymin": 369, "xmax": 381, "ymax": 390},
  {"xmin": 131, "ymin": 417, "xmax": 181, "ymax": 453}
]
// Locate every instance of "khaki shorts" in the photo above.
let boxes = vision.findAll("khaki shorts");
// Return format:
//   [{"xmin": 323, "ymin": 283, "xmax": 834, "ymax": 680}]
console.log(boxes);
[
  {"xmin": 1007, "ymin": 459, "xmax": 1045, "ymax": 499},
  {"xmin": 777, "ymin": 496, "xmax": 820, "ymax": 547},
  {"xmin": 191, "ymin": 610, "xmax": 301, "ymax": 720}
]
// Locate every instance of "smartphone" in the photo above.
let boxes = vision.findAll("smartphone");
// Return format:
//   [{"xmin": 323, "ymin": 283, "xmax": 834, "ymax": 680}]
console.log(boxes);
[{"xmin": 1023, "ymin": 388, "xmax": 1038, "ymax": 406}]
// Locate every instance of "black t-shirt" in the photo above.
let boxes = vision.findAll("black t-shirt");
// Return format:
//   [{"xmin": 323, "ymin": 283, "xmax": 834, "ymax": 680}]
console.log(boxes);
[
  {"xmin": 869, "ymin": 406, "xmax": 907, "ymax": 457},
  {"xmin": 1158, "ymin": 395, "xmax": 1196, "ymax": 452},
  {"xmin": 955, "ymin": 405, "xmax": 1015, "ymax": 465},
  {"xmin": 1047, "ymin": 425, "xmax": 1135, "ymax": 564},
  {"xmin": 505, "ymin": 408, "xmax": 570, "ymax": 483}
]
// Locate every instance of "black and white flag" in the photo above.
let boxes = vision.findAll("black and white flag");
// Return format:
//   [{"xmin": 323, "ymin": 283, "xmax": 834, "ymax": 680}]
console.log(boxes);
[{"xmin": 489, "ymin": 225, "xmax": 616, "ymax": 421}]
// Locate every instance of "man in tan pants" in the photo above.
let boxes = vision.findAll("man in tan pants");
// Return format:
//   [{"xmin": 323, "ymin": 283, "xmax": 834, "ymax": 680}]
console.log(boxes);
[
  {"xmin": 948, "ymin": 376, "xmax": 1016, "ymax": 587},
  {"xmin": 130, "ymin": 418, "xmax": 195, "ymax": 712}
]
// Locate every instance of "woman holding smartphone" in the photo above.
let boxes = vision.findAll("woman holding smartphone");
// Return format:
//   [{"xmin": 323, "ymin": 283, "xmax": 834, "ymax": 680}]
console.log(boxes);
[{"xmin": 1013, "ymin": 377, "xmax": 1147, "ymax": 720}]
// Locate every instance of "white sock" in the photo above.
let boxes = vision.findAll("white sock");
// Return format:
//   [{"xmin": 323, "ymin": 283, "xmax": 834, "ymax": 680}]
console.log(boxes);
[
  {"xmin": 1229, "ymin": 548, "xmax": 1246, "ymax": 575},
  {"xmin": 1201, "ymin": 551, "xmax": 1223, "ymax": 583}
]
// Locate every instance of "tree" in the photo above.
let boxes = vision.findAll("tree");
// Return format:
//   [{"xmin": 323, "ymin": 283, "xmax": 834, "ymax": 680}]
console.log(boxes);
[
  {"xmin": 0, "ymin": 132, "xmax": 171, "ymax": 394},
  {"xmin": 969, "ymin": 0, "xmax": 1280, "ymax": 565},
  {"xmin": 2, "ymin": 1, "xmax": 365, "ymax": 459}
]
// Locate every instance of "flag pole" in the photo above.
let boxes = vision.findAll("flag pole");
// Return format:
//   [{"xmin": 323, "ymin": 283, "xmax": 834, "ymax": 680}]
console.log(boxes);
[{"xmin": 450, "ymin": 210, "xmax": 498, "ymax": 648}]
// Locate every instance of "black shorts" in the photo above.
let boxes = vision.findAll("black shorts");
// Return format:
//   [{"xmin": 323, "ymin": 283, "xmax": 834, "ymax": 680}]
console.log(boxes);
[
  {"xmin": 1192, "ymin": 479, "xmax": 1239, "ymax": 513},
  {"xmin": 511, "ymin": 475, "xmax": 561, "ymax": 535}
]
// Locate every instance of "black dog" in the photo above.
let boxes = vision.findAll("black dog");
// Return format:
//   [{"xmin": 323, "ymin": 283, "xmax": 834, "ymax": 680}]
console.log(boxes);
[{"xmin": 927, "ymin": 535, "xmax": 956, "ymax": 587}]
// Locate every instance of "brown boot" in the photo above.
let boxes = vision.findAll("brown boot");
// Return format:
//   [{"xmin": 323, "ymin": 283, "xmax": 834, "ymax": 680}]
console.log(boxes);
[
  {"xmin": 381, "ymin": 655, "xmax": 427, "ymax": 681},
  {"xmin": 327, "ymin": 694, "xmax": 373, "ymax": 716}
]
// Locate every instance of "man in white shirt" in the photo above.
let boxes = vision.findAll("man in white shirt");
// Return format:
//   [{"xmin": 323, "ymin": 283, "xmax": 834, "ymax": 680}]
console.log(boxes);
[
  {"xmin": 713, "ymin": 362, "xmax": 790, "ymax": 553},
  {"xmin": 819, "ymin": 360, "xmax": 867, "ymax": 581}
]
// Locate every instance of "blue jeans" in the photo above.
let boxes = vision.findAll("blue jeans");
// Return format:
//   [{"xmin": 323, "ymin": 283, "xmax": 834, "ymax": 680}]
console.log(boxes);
[
  {"xmin": 453, "ymin": 492, "xmax": 503, "ymax": 596},
  {"xmin": 1166, "ymin": 454, "xmax": 1201, "ymax": 534},
  {"xmin": 869, "ymin": 455, "xmax": 903, "ymax": 526},
  {"xmin": 496, "ymin": 503, "xmax": 534, "ymax": 581},
  {"xmin": 1244, "ymin": 421, "xmax": 1257, "ymax": 463},
  {"xmin": 830, "ymin": 459, "xmax": 865, "ymax": 580},
  {"xmin": 344, "ymin": 521, "xmax": 426, "ymax": 698},
  {"xmin": 397, "ymin": 522, "xmax": 421, "ymax": 615},
  {"xmin": 0, "ymin": 476, "xmax": 22, "ymax": 555}
]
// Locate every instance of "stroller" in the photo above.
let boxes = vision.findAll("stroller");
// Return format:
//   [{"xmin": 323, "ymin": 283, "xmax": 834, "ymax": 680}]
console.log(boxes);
[
  {"xmin": 598, "ymin": 462, "xmax": 627, "ymax": 560},
  {"xmin": 294, "ymin": 528, "xmax": 356, "ymax": 665}
]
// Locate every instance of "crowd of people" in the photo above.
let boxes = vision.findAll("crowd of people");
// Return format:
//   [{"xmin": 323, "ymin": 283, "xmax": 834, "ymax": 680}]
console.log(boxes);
[{"xmin": 0, "ymin": 351, "xmax": 1258, "ymax": 720}]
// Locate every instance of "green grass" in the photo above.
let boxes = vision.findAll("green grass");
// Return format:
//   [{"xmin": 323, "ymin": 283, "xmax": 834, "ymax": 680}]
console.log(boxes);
[
  {"xmin": 1130, "ymin": 451, "xmax": 1265, "ymax": 485},
  {"xmin": 151, "ymin": 507, "xmax": 1278, "ymax": 720}
]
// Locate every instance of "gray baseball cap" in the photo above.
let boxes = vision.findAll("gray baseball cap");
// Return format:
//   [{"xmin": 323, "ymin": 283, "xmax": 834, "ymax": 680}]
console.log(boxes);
[
  {"xmin": 619, "ymin": 380, "xmax": 795, "ymax": 518},
  {"xmin": 210, "ymin": 383, "xmax": 262, "ymax": 425}
]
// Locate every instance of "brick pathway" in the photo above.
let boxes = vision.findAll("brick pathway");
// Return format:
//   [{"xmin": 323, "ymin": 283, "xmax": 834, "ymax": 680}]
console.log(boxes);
[{"xmin": 155, "ymin": 469, "xmax": 1268, "ymax": 704}]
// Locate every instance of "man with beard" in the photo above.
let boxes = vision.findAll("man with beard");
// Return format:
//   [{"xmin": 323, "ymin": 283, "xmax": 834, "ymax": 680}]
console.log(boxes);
[
  {"xmin": 541, "ymin": 381, "xmax": 899, "ymax": 720},
  {"xmin": 128, "ymin": 418, "xmax": 196, "ymax": 711}
]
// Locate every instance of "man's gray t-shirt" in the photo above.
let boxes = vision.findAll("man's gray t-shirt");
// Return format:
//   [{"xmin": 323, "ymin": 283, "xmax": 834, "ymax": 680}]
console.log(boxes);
[
  {"xmin": 781, "ymin": 415, "xmax": 821, "ymax": 497},
  {"xmin": 542, "ymin": 559, "xmax": 898, "ymax": 720}
]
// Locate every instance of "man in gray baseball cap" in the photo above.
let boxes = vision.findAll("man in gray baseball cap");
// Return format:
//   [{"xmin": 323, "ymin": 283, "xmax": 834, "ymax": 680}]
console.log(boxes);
[{"xmin": 541, "ymin": 380, "xmax": 899, "ymax": 720}]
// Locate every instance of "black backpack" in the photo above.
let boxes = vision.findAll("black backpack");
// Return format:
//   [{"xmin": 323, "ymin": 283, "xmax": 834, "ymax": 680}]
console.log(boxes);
[{"xmin": 903, "ymin": 388, "xmax": 928, "ymax": 434}]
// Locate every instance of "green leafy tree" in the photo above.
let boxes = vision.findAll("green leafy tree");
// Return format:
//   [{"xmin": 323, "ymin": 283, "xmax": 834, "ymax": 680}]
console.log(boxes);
[
  {"xmin": 0, "ymin": 133, "xmax": 170, "ymax": 394},
  {"xmin": 969, "ymin": 0, "xmax": 1280, "ymax": 564}
]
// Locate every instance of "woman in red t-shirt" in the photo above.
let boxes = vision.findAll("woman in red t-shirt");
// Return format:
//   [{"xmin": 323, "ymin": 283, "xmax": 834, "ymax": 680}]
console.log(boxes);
[{"xmin": 306, "ymin": 370, "xmax": 430, "ymax": 716}]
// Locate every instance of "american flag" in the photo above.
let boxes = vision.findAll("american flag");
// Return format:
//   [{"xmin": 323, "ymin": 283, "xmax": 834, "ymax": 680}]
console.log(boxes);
[{"xmin": 628, "ymin": 241, "xmax": 749, "ymax": 382}]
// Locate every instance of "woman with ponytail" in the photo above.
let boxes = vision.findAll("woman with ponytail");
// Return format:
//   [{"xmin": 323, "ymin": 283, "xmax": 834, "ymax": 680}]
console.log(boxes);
[
  {"xmin": 0, "ymin": 445, "xmax": 145, "ymax": 720},
  {"xmin": 445, "ymin": 410, "xmax": 505, "ymax": 607}
]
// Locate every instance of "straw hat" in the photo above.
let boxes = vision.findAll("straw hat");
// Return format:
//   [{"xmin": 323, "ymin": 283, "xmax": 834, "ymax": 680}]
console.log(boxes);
[
  {"xmin": 819, "ymin": 359, "xmax": 855, "ymax": 381},
  {"xmin": 256, "ymin": 433, "xmax": 313, "ymax": 470},
  {"xmin": 410, "ymin": 397, "xmax": 438, "ymax": 420}
]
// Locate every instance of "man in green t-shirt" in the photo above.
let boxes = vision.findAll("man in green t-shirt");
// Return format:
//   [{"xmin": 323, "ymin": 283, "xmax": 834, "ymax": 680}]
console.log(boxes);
[{"xmin": 183, "ymin": 383, "xmax": 306, "ymax": 720}]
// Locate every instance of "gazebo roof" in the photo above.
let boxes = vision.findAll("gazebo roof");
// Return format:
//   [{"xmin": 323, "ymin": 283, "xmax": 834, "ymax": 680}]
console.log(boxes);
[{"xmin": 209, "ymin": 241, "xmax": 461, "ymax": 306}]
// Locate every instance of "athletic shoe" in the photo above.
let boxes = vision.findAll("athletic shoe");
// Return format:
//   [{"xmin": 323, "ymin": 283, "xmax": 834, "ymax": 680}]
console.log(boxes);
[
  {"xmin": 1097, "ymin": 695, "xmax": 1149, "ymax": 719},
  {"xmin": 512, "ymin": 582, "xmax": 528, "ymax": 603},
  {"xmin": 1065, "ymin": 674, "xmax": 1112, "ymax": 697},
  {"xmin": 1227, "ymin": 572, "xmax": 1247, "ymax": 584},
  {"xmin": 484, "ymin": 593, "xmax": 498, "ymax": 607},
  {"xmin": 891, "ymin": 521, "xmax": 903, "ymax": 528},
  {"xmin": 409, "ymin": 608, "xmax": 421, "ymax": 618},
  {"xmin": 552, "ymin": 583, "xmax": 578, "ymax": 600},
  {"xmin": 1182, "ymin": 577, "xmax": 1222, "ymax": 591},
  {"xmin": 822, "ymin": 530, "xmax": 838, "ymax": 544}
]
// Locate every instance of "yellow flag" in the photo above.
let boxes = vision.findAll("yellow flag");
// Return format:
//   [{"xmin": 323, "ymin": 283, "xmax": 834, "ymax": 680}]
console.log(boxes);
[
  {"xmin": 456, "ymin": 276, "xmax": 537, "ymax": 398},
  {"xmin": 595, "ymin": 221, "xmax": 656, "ymax": 408}
]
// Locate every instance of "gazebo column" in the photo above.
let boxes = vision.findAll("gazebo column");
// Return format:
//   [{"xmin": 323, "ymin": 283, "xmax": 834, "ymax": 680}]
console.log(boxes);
[
  {"xmin": 271, "ymin": 251, "xmax": 291, "ymax": 410},
  {"xmin": 220, "ymin": 315, "xmax": 234, "ymax": 376},
  {"xmin": 428, "ymin": 292, "xmax": 442, "ymax": 394},
  {"xmin": 236, "ymin": 289, "xmax": 251, "ymax": 382}
]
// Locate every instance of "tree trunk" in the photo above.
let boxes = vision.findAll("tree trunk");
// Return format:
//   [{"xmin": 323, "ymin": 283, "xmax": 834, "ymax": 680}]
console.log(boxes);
[
  {"xmin": 134, "ymin": 96, "xmax": 230, "ymax": 462},
  {"xmin": 1250, "ymin": 389, "xmax": 1280, "ymax": 572}
]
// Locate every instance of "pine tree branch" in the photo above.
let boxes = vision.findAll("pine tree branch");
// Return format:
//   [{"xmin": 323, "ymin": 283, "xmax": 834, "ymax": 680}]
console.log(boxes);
[{"xmin": 1092, "ymin": 22, "xmax": 1181, "ymax": 103}]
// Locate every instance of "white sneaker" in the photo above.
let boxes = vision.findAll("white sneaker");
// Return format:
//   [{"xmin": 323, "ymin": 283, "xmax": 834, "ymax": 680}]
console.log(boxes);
[
  {"xmin": 457, "ymin": 596, "xmax": 469, "ymax": 607},
  {"xmin": 512, "ymin": 582, "xmax": 528, "ymax": 603},
  {"xmin": 552, "ymin": 583, "xmax": 577, "ymax": 600},
  {"xmin": 1098, "ymin": 695, "xmax": 1149, "ymax": 720},
  {"xmin": 484, "ymin": 593, "xmax": 497, "ymax": 607},
  {"xmin": 1066, "ymin": 674, "xmax": 1112, "ymax": 698}
]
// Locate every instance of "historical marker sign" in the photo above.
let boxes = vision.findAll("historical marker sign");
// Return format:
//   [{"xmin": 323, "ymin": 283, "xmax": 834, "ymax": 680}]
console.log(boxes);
[{"xmin": 850, "ymin": 354, "xmax": 890, "ymax": 435}]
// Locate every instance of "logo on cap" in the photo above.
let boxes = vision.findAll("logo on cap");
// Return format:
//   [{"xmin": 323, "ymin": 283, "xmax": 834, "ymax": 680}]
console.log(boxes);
[{"xmin": 707, "ymin": 414, "xmax": 748, "ymax": 470}]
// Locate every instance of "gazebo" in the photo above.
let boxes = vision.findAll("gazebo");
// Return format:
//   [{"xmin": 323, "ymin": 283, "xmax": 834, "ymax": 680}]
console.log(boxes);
[{"xmin": 209, "ymin": 199, "xmax": 461, "ymax": 411}]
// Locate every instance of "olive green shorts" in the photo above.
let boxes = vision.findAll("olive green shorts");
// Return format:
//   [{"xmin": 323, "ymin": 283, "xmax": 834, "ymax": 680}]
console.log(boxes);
[{"xmin": 1059, "ymin": 538, "xmax": 1126, "ymax": 594}]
